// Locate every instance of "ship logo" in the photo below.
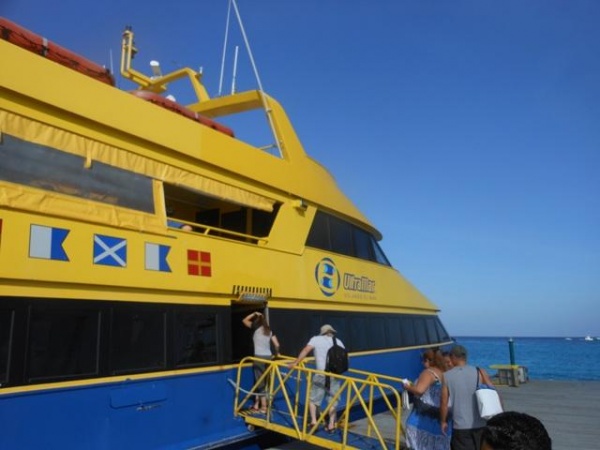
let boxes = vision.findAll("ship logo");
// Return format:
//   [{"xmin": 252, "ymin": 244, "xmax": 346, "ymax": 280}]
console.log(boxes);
[{"xmin": 315, "ymin": 258, "xmax": 340, "ymax": 297}]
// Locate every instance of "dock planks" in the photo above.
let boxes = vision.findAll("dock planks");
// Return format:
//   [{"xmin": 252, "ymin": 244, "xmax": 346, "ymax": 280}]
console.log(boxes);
[
  {"xmin": 498, "ymin": 380, "xmax": 600, "ymax": 450},
  {"xmin": 267, "ymin": 380, "xmax": 600, "ymax": 449}
]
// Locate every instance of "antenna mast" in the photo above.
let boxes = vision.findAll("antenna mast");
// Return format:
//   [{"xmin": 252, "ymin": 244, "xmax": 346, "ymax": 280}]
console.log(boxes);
[
  {"xmin": 229, "ymin": 0, "xmax": 283, "ymax": 157},
  {"xmin": 218, "ymin": 0, "xmax": 233, "ymax": 97},
  {"xmin": 231, "ymin": 46, "xmax": 239, "ymax": 94}
]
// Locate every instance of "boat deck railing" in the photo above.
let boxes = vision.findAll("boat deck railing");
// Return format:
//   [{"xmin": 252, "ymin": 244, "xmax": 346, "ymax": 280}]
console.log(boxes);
[
  {"xmin": 232, "ymin": 356, "xmax": 408, "ymax": 450},
  {"xmin": 170, "ymin": 219, "xmax": 269, "ymax": 245}
]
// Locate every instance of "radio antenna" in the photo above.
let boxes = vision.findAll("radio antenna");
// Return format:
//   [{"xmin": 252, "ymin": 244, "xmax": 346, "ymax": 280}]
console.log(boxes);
[
  {"xmin": 231, "ymin": 45, "xmax": 239, "ymax": 94},
  {"xmin": 230, "ymin": 0, "xmax": 282, "ymax": 156},
  {"xmin": 218, "ymin": 0, "xmax": 233, "ymax": 96}
]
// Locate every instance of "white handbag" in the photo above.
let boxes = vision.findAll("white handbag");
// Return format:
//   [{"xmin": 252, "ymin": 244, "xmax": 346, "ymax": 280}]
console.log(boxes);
[
  {"xmin": 402, "ymin": 387, "xmax": 412, "ymax": 410},
  {"xmin": 475, "ymin": 367, "xmax": 503, "ymax": 420}
]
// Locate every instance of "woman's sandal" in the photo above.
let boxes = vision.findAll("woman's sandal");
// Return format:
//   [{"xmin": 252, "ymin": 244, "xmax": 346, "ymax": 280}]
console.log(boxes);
[{"xmin": 324, "ymin": 425, "xmax": 336, "ymax": 434}]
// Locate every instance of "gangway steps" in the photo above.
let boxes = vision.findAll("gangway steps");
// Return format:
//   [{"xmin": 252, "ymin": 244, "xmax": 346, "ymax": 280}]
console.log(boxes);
[
  {"xmin": 233, "ymin": 357, "xmax": 407, "ymax": 449},
  {"xmin": 241, "ymin": 408, "xmax": 396, "ymax": 450}
]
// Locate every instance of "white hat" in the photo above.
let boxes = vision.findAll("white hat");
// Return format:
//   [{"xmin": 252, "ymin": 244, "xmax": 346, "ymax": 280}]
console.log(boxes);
[{"xmin": 320, "ymin": 324, "xmax": 336, "ymax": 335}]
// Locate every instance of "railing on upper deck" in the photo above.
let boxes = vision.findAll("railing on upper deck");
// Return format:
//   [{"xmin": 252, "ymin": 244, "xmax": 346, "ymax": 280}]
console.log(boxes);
[
  {"xmin": 232, "ymin": 356, "xmax": 409, "ymax": 450},
  {"xmin": 169, "ymin": 219, "xmax": 269, "ymax": 245}
]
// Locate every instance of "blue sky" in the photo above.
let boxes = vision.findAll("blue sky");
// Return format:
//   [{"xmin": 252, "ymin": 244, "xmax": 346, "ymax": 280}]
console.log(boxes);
[{"xmin": 3, "ymin": 1, "xmax": 599, "ymax": 337}]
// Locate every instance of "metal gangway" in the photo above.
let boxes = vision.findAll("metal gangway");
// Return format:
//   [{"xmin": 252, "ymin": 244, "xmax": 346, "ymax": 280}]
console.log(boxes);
[{"xmin": 232, "ymin": 356, "xmax": 409, "ymax": 450}]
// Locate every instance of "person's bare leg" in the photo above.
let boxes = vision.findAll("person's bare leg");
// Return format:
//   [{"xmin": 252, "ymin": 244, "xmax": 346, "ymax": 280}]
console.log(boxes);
[
  {"xmin": 328, "ymin": 407, "xmax": 336, "ymax": 430},
  {"xmin": 309, "ymin": 403, "xmax": 318, "ymax": 426}
]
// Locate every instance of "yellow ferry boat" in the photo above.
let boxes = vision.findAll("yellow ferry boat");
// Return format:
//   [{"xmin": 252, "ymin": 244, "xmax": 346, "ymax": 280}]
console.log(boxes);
[{"xmin": 0, "ymin": 13, "xmax": 451, "ymax": 450}]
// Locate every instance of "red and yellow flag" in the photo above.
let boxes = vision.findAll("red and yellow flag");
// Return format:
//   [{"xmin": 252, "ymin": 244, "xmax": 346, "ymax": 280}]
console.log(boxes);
[{"xmin": 187, "ymin": 250, "xmax": 212, "ymax": 277}]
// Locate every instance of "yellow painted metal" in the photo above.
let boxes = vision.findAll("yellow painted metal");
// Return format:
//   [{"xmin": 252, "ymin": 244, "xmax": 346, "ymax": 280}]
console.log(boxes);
[
  {"xmin": 0, "ymin": 38, "xmax": 373, "ymax": 233},
  {"xmin": 233, "ymin": 356, "xmax": 409, "ymax": 450},
  {"xmin": 120, "ymin": 29, "xmax": 210, "ymax": 101},
  {"xmin": 0, "ymin": 28, "xmax": 442, "ymax": 313}
]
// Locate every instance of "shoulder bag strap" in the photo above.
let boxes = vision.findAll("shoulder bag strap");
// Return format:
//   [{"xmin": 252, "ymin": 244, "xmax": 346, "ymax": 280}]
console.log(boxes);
[
  {"xmin": 428, "ymin": 369, "xmax": 440, "ymax": 382},
  {"xmin": 476, "ymin": 366, "xmax": 481, "ymax": 388}
]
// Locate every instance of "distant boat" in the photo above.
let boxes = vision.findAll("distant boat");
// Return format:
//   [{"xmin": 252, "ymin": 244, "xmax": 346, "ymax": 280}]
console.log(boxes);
[
  {"xmin": 584, "ymin": 335, "xmax": 594, "ymax": 341},
  {"xmin": 565, "ymin": 337, "xmax": 572, "ymax": 341}
]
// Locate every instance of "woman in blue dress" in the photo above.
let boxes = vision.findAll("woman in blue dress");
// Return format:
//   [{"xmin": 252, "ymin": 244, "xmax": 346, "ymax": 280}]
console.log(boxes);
[{"xmin": 403, "ymin": 349, "xmax": 452, "ymax": 450}]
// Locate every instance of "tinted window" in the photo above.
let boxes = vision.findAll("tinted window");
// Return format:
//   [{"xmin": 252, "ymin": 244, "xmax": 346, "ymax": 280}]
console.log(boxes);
[
  {"xmin": 349, "ymin": 317, "xmax": 368, "ymax": 351},
  {"xmin": 372, "ymin": 240, "xmax": 391, "ymax": 266},
  {"xmin": 353, "ymin": 228, "xmax": 373, "ymax": 260},
  {"xmin": 0, "ymin": 134, "xmax": 154, "ymax": 213},
  {"xmin": 174, "ymin": 311, "xmax": 218, "ymax": 367},
  {"xmin": 425, "ymin": 317, "xmax": 439, "ymax": 343},
  {"xmin": 252, "ymin": 207, "xmax": 278, "ymax": 237},
  {"xmin": 27, "ymin": 307, "xmax": 100, "ymax": 381},
  {"xmin": 306, "ymin": 211, "xmax": 391, "ymax": 266},
  {"xmin": 111, "ymin": 308, "xmax": 166, "ymax": 374},
  {"xmin": 400, "ymin": 317, "xmax": 416, "ymax": 347},
  {"xmin": 329, "ymin": 216, "xmax": 354, "ymax": 256},
  {"xmin": 306, "ymin": 211, "xmax": 331, "ymax": 250},
  {"xmin": 369, "ymin": 317, "xmax": 386, "ymax": 349},
  {"xmin": 435, "ymin": 318, "xmax": 450, "ymax": 341},
  {"xmin": 0, "ymin": 310, "xmax": 14, "ymax": 385},
  {"xmin": 385, "ymin": 317, "xmax": 401, "ymax": 347},
  {"xmin": 414, "ymin": 318, "xmax": 428, "ymax": 345}
]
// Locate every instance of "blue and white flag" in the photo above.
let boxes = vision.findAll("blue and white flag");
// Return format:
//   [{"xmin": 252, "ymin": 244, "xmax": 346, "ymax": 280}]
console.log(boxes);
[
  {"xmin": 93, "ymin": 234, "xmax": 127, "ymax": 267},
  {"xmin": 145, "ymin": 243, "xmax": 171, "ymax": 272},
  {"xmin": 29, "ymin": 225, "xmax": 70, "ymax": 261}
]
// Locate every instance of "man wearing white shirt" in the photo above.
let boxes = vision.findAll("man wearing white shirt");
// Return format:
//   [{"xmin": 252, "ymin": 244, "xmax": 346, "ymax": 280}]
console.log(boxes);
[{"xmin": 288, "ymin": 324, "xmax": 345, "ymax": 433}]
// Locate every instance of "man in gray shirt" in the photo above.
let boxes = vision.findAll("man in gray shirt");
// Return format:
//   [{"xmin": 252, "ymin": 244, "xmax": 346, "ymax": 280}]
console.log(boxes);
[{"xmin": 441, "ymin": 345, "xmax": 496, "ymax": 450}]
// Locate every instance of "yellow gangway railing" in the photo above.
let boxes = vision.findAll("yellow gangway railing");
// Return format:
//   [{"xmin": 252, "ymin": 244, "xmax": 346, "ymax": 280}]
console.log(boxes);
[{"xmin": 232, "ymin": 356, "xmax": 408, "ymax": 450}]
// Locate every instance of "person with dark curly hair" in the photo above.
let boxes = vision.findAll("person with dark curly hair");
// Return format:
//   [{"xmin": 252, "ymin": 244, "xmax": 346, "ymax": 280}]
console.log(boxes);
[{"xmin": 480, "ymin": 411, "xmax": 551, "ymax": 450}]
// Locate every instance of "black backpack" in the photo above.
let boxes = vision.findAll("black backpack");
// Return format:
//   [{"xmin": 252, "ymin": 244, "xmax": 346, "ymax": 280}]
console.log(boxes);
[{"xmin": 325, "ymin": 336, "xmax": 349, "ymax": 375}]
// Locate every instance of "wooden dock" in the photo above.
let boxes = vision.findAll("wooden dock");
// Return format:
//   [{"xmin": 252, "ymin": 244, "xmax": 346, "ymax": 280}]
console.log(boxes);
[
  {"xmin": 266, "ymin": 380, "xmax": 600, "ymax": 450},
  {"xmin": 497, "ymin": 380, "xmax": 600, "ymax": 450}
]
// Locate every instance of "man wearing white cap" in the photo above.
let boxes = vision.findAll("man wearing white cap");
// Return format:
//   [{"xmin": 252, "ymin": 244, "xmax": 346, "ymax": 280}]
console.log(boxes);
[{"xmin": 288, "ymin": 324, "xmax": 345, "ymax": 433}]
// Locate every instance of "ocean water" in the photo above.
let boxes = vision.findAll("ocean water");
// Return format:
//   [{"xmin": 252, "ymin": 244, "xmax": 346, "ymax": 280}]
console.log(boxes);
[{"xmin": 453, "ymin": 336, "xmax": 600, "ymax": 381}]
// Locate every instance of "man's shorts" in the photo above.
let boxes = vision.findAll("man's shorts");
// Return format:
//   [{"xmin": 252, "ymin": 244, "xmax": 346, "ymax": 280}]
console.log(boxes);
[{"xmin": 310, "ymin": 374, "xmax": 341, "ymax": 408}]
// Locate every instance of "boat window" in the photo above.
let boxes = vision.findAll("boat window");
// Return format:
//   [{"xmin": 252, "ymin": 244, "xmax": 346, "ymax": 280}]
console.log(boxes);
[
  {"xmin": 329, "ymin": 216, "xmax": 354, "ymax": 257},
  {"xmin": 414, "ymin": 318, "xmax": 428, "ymax": 345},
  {"xmin": 27, "ymin": 306, "xmax": 100, "ymax": 382},
  {"xmin": 174, "ymin": 311, "xmax": 218, "ymax": 367},
  {"xmin": 372, "ymin": 240, "xmax": 391, "ymax": 266},
  {"xmin": 0, "ymin": 310, "xmax": 14, "ymax": 385},
  {"xmin": 110, "ymin": 308, "xmax": 167, "ymax": 375},
  {"xmin": 400, "ymin": 317, "xmax": 417, "ymax": 347},
  {"xmin": 354, "ymin": 227, "xmax": 374, "ymax": 260},
  {"xmin": 304, "ymin": 209, "xmax": 330, "ymax": 249},
  {"xmin": 385, "ymin": 317, "xmax": 401, "ymax": 347},
  {"xmin": 349, "ymin": 317, "xmax": 368, "ymax": 351},
  {"xmin": 435, "ymin": 319, "xmax": 451, "ymax": 342},
  {"xmin": 0, "ymin": 134, "xmax": 154, "ymax": 213},
  {"xmin": 164, "ymin": 183, "xmax": 279, "ymax": 241},
  {"xmin": 1, "ymin": 297, "xmax": 232, "ymax": 387},
  {"xmin": 306, "ymin": 211, "xmax": 391, "ymax": 266},
  {"xmin": 270, "ymin": 310, "xmax": 450, "ymax": 357},
  {"xmin": 369, "ymin": 317, "xmax": 387, "ymax": 349},
  {"xmin": 2, "ymin": 297, "xmax": 450, "ymax": 388}
]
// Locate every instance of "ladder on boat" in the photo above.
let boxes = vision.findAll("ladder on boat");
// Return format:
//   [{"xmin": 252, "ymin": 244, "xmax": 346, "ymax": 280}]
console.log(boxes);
[{"xmin": 232, "ymin": 356, "xmax": 409, "ymax": 450}]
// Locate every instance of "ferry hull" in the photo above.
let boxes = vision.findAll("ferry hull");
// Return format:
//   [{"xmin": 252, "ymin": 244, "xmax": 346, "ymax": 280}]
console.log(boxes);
[{"xmin": 0, "ymin": 348, "xmax": 426, "ymax": 449}]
